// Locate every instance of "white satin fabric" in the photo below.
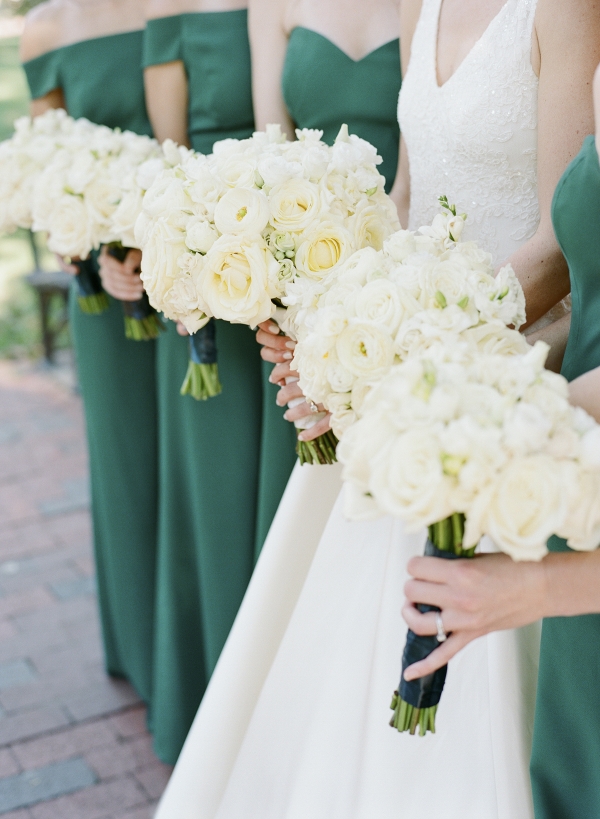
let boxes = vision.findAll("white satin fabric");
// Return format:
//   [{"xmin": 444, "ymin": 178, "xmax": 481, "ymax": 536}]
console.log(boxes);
[{"xmin": 157, "ymin": 488, "xmax": 538, "ymax": 818}]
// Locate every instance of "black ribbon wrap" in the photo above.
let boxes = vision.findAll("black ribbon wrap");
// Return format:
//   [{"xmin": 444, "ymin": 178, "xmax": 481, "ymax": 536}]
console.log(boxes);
[
  {"xmin": 73, "ymin": 256, "xmax": 104, "ymax": 299},
  {"xmin": 106, "ymin": 243, "xmax": 156, "ymax": 321},
  {"xmin": 189, "ymin": 320, "xmax": 217, "ymax": 365},
  {"xmin": 399, "ymin": 539, "xmax": 464, "ymax": 710}
]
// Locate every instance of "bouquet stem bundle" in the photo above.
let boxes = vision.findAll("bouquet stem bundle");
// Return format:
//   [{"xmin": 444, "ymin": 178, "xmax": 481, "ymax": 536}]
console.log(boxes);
[
  {"xmin": 390, "ymin": 513, "xmax": 476, "ymax": 736},
  {"xmin": 181, "ymin": 320, "xmax": 222, "ymax": 401},
  {"xmin": 106, "ymin": 243, "xmax": 164, "ymax": 341},
  {"xmin": 297, "ymin": 429, "xmax": 338, "ymax": 466},
  {"xmin": 73, "ymin": 257, "xmax": 109, "ymax": 315}
]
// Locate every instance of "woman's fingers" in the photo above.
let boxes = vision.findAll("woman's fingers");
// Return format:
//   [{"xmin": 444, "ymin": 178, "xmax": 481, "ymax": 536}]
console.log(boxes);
[
  {"xmin": 298, "ymin": 412, "xmax": 332, "ymax": 441},
  {"xmin": 276, "ymin": 381, "xmax": 303, "ymax": 407},
  {"xmin": 283, "ymin": 401, "xmax": 314, "ymax": 422},
  {"xmin": 403, "ymin": 578, "xmax": 455, "ymax": 611},
  {"xmin": 176, "ymin": 321, "xmax": 189, "ymax": 337},
  {"xmin": 123, "ymin": 248, "xmax": 142, "ymax": 274},
  {"xmin": 98, "ymin": 251, "xmax": 144, "ymax": 301},
  {"xmin": 269, "ymin": 362, "xmax": 297, "ymax": 385},
  {"xmin": 55, "ymin": 253, "xmax": 78, "ymax": 276},
  {"xmin": 403, "ymin": 631, "xmax": 475, "ymax": 681}
]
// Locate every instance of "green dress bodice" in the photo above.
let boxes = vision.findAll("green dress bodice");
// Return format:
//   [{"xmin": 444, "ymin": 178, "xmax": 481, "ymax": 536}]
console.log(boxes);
[
  {"xmin": 143, "ymin": 10, "xmax": 253, "ymax": 153},
  {"xmin": 531, "ymin": 135, "xmax": 600, "ymax": 819},
  {"xmin": 23, "ymin": 30, "xmax": 152, "ymax": 135},
  {"xmin": 282, "ymin": 28, "xmax": 401, "ymax": 190}
]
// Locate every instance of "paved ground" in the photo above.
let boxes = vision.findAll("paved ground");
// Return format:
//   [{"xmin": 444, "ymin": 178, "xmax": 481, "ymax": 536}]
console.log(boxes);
[{"xmin": 0, "ymin": 357, "xmax": 171, "ymax": 818}]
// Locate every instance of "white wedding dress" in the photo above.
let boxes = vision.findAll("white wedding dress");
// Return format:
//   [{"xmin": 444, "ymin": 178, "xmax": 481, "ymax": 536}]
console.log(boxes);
[{"xmin": 156, "ymin": 1, "xmax": 542, "ymax": 816}]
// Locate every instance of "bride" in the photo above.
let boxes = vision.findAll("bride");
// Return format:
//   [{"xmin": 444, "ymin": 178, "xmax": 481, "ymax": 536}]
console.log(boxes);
[{"xmin": 156, "ymin": 0, "xmax": 600, "ymax": 816}]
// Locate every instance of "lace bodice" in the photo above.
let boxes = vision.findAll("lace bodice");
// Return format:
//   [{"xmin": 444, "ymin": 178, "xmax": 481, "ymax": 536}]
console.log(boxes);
[{"xmin": 399, "ymin": 0, "xmax": 539, "ymax": 266}]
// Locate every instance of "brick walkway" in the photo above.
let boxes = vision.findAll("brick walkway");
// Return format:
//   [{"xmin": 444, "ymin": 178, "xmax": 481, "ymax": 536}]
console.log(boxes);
[{"xmin": 0, "ymin": 359, "xmax": 171, "ymax": 818}]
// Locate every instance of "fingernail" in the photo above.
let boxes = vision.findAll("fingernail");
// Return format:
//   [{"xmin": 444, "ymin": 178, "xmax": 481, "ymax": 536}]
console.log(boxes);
[
  {"xmin": 283, "ymin": 352, "xmax": 293, "ymax": 360},
  {"xmin": 403, "ymin": 670, "xmax": 414, "ymax": 681},
  {"xmin": 298, "ymin": 431, "xmax": 308, "ymax": 441},
  {"xmin": 286, "ymin": 376, "xmax": 299, "ymax": 383},
  {"xmin": 283, "ymin": 410, "xmax": 291, "ymax": 421},
  {"xmin": 268, "ymin": 324, "xmax": 280, "ymax": 334},
  {"xmin": 285, "ymin": 341, "xmax": 296, "ymax": 350}
]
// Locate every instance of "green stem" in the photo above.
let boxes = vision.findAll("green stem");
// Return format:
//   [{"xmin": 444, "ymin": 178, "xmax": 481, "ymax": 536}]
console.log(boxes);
[
  {"xmin": 180, "ymin": 362, "xmax": 222, "ymax": 401},
  {"xmin": 296, "ymin": 429, "xmax": 338, "ymax": 465},
  {"xmin": 78, "ymin": 292, "xmax": 110, "ymax": 315},
  {"xmin": 124, "ymin": 313, "xmax": 165, "ymax": 341}
]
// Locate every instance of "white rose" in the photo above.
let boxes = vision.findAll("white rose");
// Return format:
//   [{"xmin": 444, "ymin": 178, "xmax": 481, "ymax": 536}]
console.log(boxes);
[
  {"xmin": 466, "ymin": 455, "xmax": 567, "ymax": 560},
  {"xmin": 268, "ymin": 178, "xmax": 326, "ymax": 232},
  {"xmin": 213, "ymin": 187, "xmax": 270, "ymax": 235},
  {"xmin": 216, "ymin": 154, "xmax": 258, "ymax": 189},
  {"xmin": 335, "ymin": 320, "xmax": 394, "ymax": 379},
  {"xmin": 199, "ymin": 233, "xmax": 281, "ymax": 326},
  {"xmin": 350, "ymin": 200, "xmax": 399, "ymax": 251},
  {"xmin": 140, "ymin": 218, "xmax": 189, "ymax": 310},
  {"xmin": 295, "ymin": 221, "xmax": 353, "ymax": 280},
  {"xmin": 383, "ymin": 230, "xmax": 417, "ymax": 263},
  {"xmin": 142, "ymin": 172, "xmax": 189, "ymax": 219},
  {"xmin": 325, "ymin": 353, "xmax": 356, "ymax": 394},
  {"xmin": 560, "ymin": 465, "xmax": 600, "ymax": 551},
  {"xmin": 112, "ymin": 187, "xmax": 144, "ymax": 248},
  {"xmin": 46, "ymin": 195, "xmax": 93, "ymax": 258},
  {"xmin": 352, "ymin": 278, "xmax": 420, "ymax": 335},
  {"xmin": 369, "ymin": 426, "xmax": 454, "ymax": 529},
  {"xmin": 185, "ymin": 217, "xmax": 218, "ymax": 253},
  {"xmin": 462, "ymin": 323, "xmax": 529, "ymax": 357}
]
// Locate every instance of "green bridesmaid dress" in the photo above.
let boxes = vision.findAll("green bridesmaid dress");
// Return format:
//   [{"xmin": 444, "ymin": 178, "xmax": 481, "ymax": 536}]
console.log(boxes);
[
  {"xmin": 143, "ymin": 10, "xmax": 297, "ymax": 764},
  {"xmin": 23, "ymin": 32, "xmax": 158, "ymax": 704},
  {"xmin": 530, "ymin": 135, "xmax": 600, "ymax": 818},
  {"xmin": 282, "ymin": 28, "xmax": 401, "ymax": 189}
]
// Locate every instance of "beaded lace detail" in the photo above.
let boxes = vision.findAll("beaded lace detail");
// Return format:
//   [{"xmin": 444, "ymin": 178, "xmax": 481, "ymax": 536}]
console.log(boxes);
[{"xmin": 399, "ymin": 0, "xmax": 539, "ymax": 266}]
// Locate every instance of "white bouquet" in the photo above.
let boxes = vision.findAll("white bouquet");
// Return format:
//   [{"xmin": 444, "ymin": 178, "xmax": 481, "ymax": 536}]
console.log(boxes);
[
  {"xmin": 0, "ymin": 108, "xmax": 89, "ymax": 234},
  {"xmin": 337, "ymin": 341, "xmax": 600, "ymax": 735},
  {"xmin": 137, "ymin": 124, "xmax": 399, "ymax": 421},
  {"xmin": 292, "ymin": 198, "xmax": 528, "ymax": 440}
]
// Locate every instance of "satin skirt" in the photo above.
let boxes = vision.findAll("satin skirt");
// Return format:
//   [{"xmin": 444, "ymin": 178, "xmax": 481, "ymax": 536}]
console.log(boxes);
[{"xmin": 157, "ymin": 482, "xmax": 539, "ymax": 819}]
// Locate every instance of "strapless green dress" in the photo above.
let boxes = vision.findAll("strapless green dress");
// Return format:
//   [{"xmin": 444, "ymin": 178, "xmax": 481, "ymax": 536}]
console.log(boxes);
[
  {"xmin": 23, "ymin": 32, "xmax": 158, "ymax": 705},
  {"xmin": 530, "ymin": 135, "xmax": 600, "ymax": 818},
  {"xmin": 282, "ymin": 28, "xmax": 401, "ymax": 189},
  {"xmin": 143, "ymin": 10, "xmax": 297, "ymax": 764}
]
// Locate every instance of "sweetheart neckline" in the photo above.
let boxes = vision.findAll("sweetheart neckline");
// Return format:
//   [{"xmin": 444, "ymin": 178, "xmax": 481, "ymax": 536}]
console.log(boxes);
[{"xmin": 290, "ymin": 26, "xmax": 399, "ymax": 64}]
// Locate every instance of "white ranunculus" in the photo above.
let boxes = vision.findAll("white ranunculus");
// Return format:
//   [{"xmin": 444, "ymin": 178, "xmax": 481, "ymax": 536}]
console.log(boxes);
[
  {"xmin": 295, "ymin": 221, "xmax": 353, "ymax": 280},
  {"xmin": 335, "ymin": 320, "xmax": 394, "ymax": 379},
  {"xmin": 185, "ymin": 217, "xmax": 218, "ymax": 254},
  {"xmin": 462, "ymin": 323, "xmax": 529, "ymax": 357},
  {"xmin": 142, "ymin": 172, "xmax": 189, "ymax": 219},
  {"xmin": 466, "ymin": 455, "xmax": 567, "ymax": 561},
  {"xmin": 199, "ymin": 232, "xmax": 281, "ymax": 326},
  {"xmin": 269, "ymin": 178, "xmax": 326, "ymax": 232},
  {"xmin": 213, "ymin": 187, "xmax": 270, "ymax": 235},
  {"xmin": 325, "ymin": 353, "xmax": 355, "ymax": 395},
  {"xmin": 327, "ymin": 392, "xmax": 357, "ymax": 439}
]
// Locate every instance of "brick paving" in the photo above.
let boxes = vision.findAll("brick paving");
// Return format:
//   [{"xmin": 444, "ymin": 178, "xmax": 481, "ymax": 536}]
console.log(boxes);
[{"xmin": 0, "ymin": 359, "xmax": 171, "ymax": 817}]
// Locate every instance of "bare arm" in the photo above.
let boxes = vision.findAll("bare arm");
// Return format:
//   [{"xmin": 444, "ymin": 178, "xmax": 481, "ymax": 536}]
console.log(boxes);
[
  {"xmin": 144, "ymin": 63, "xmax": 190, "ymax": 146},
  {"xmin": 511, "ymin": 0, "xmax": 600, "ymax": 328},
  {"xmin": 389, "ymin": 0, "xmax": 422, "ymax": 224},
  {"xmin": 526, "ymin": 312, "xmax": 571, "ymax": 372},
  {"xmin": 248, "ymin": 0, "xmax": 294, "ymax": 136}
]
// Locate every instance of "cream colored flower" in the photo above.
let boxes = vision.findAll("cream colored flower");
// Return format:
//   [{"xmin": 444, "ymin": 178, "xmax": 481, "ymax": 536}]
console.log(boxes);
[
  {"xmin": 269, "ymin": 178, "xmax": 325, "ymax": 232},
  {"xmin": 295, "ymin": 221, "xmax": 353, "ymax": 280},
  {"xmin": 214, "ymin": 187, "xmax": 270, "ymax": 235}
]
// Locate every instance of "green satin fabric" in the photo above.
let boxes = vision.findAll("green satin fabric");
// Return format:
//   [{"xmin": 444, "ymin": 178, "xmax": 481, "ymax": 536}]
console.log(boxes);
[
  {"xmin": 143, "ymin": 10, "xmax": 253, "ymax": 154},
  {"xmin": 143, "ymin": 11, "xmax": 297, "ymax": 763},
  {"xmin": 282, "ymin": 28, "xmax": 401, "ymax": 190},
  {"xmin": 531, "ymin": 136, "xmax": 600, "ymax": 819},
  {"xmin": 23, "ymin": 32, "xmax": 157, "ymax": 704}
]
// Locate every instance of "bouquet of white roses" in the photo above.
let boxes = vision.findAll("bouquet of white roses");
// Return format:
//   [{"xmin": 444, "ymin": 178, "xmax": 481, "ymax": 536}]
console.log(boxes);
[
  {"xmin": 337, "ymin": 341, "xmax": 600, "ymax": 736},
  {"xmin": 291, "ymin": 198, "xmax": 528, "ymax": 440},
  {"xmin": 137, "ymin": 124, "xmax": 399, "ymax": 441},
  {"xmin": 32, "ymin": 118, "xmax": 164, "ymax": 337}
]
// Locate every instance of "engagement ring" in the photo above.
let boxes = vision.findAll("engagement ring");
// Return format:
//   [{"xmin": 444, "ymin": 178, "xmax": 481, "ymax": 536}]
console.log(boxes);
[{"xmin": 435, "ymin": 611, "xmax": 447, "ymax": 643}]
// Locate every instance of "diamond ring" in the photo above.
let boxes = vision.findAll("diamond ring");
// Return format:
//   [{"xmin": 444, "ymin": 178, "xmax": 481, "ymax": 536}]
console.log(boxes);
[
  {"xmin": 308, "ymin": 400, "xmax": 319, "ymax": 413},
  {"xmin": 435, "ymin": 611, "xmax": 447, "ymax": 643}
]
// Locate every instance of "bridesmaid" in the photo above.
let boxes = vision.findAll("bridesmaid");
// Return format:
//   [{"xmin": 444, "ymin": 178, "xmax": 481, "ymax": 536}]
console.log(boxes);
[
  {"xmin": 140, "ymin": 0, "xmax": 297, "ymax": 764},
  {"xmin": 152, "ymin": 0, "xmax": 402, "ymax": 813},
  {"xmin": 253, "ymin": 0, "xmax": 402, "ymax": 440},
  {"xmin": 399, "ymin": 61, "xmax": 600, "ymax": 819},
  {"xmin": 20, "ymin": 0, "xmax": 158, "ymax": 707}
]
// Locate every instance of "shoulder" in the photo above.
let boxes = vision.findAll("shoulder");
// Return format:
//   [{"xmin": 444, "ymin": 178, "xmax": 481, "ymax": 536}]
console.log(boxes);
[
  {"xmin": 536, "ymin": 0, "xmax": 600, "ymax": 46},
  {"xmin": 145, "ymin": 0, "xmax": 200, "ymax": 21},
  {"xmin": 400, "ymin": 0, "xmax": 423, "ymax": 71},
  {"xmin": 20, "ymin": 0, "xmax": 65, "ymax": 63}
]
